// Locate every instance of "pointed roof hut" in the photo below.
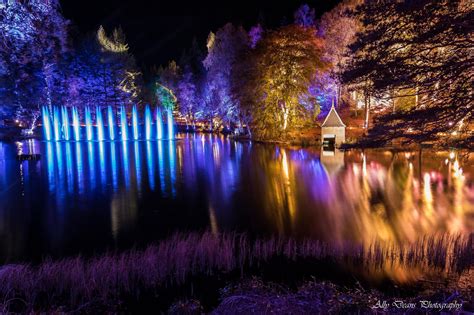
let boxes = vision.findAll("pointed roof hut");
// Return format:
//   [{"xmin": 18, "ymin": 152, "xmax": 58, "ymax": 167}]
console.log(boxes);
[{"xmin": 321, "ymin": 100, "xmax": 346, "ymax": 146}]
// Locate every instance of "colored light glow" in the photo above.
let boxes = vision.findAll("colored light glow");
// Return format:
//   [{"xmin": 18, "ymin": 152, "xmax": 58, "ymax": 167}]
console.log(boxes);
[
  {"xmin": 134, "ymin": 141, "xmax": 142, "ymax": 194},
  {"xmin": 110, "ymin": 142, "xmax": 118, "ymax": 191},
  {"xmin": 156, "ymin": 107, "xmax": 163, "ymax": 140},
  {"xmin": 122, "ymin": 141, "xmax": 130, "ymax": 188},
  {"xmin": 88, "ymin": 142, "xmax": 96, "ymax": 190},
  {"xmin": 132, "ymin": 104, "xmax": 139, "ymax": 140},
  {"xmin": 167, "ymin": 109, "xmax": 174, "ymax": 140},
  {"xmin": 53, "ymin": 106, "xmax": 61, "ymax": 141},
  {"xmin": 108, "ymin": 106, "xmax": 115, "ymax": 141},
  {"xmin": 65, "ymin": 143, "xmax": 73, "ymax": 193},
  {"xmin": 61, "ymin": 106, "xmax": 70, "ymax": 141},
  {"xmin": 42, "ymin": 106, "xmax": 52, "ymax": 141},
  {"xmin": 145, "ymin": 105, "xmax": 152, "ymax": 141},
  {"xmin": 96, "ymin": 107, "xmax": 105, "ymax": 141},
  {"xmin": 85, "ymin": 107, "xmax": 93, "ymax": 141},
  {"xmin": 146, "ymin": 141, "xmax": 155, "ymax": 190},
  {"xmin": 72, "ymin": 106, "xmax": 80, "ymax": 141},
  {"xmin": 75, "ymin": 142, "xmax": 84, "ymax": 195},
  {"xmin": 120, "ymin": 105, "xmax": 128, "ymax": 141}
]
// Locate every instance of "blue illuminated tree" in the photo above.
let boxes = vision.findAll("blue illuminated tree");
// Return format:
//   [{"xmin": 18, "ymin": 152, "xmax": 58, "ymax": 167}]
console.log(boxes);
[{"xmin": 0, "ymin": 0, "xmax": 68, "ymax": 127}]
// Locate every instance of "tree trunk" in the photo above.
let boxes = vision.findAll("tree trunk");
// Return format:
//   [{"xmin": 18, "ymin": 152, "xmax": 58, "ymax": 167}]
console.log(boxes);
[{"xmin": 364, "ymin": 91, "xmax": 370, "ymax": 132}]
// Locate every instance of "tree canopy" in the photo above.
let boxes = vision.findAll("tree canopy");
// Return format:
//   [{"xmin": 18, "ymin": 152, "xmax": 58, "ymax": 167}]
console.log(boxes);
[{"xmin": 343, "ymin": 0, "xmax": 473, "ymax": 145}]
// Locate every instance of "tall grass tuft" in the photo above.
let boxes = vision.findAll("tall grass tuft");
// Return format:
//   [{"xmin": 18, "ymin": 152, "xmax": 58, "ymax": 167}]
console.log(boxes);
[{"xmin": 0, "ymin": 232, "xmax": 471, "ymax": 312}]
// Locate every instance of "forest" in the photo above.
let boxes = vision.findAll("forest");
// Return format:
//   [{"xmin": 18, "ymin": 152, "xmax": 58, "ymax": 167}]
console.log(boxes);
[{"xmin": 0, "ymin": 0, "xmax": 472, "ymax": 147}]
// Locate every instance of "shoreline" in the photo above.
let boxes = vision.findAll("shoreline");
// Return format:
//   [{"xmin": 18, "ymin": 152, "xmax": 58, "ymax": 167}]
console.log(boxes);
[{"xmin": 4, "ymin": 133, "xmax": 472, "ymax": 152}]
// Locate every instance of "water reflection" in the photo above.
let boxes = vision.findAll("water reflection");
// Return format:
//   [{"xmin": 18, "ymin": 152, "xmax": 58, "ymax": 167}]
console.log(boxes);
[
  {"xmin": 76, "ymin": 142, "xmax": 84, "ymax": 195},
  {"xmin": 110, "ymin": 143, "xmax": 118, "ymax": 191},
  {"xmin": 146, "ymin": 141, "xmax": 155, "ymax": 190},
  {"xmin": 0, "ymin": 138, "xmax": 471, "ymax": 279}
]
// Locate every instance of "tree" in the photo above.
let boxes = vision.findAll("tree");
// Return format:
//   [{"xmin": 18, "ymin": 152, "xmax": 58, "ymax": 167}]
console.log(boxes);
[
  {"xmin": 177, "ymin": 38, "xmax": 206, "ymax": 128},
  {"xmin": 293, "ymin": 4, "xmax": 316, "ymax": 28},
  {"xmin": 65, "ymin": 28, "xmax": 141, "ymax": 112},
  {"xmin": 319, "ymin": 0, "xmax": 361, "ymax": 109},
  {"xmin": 343, "ymin": 0, "xmax": 473, "ymax": 145},
  {"xmin": 240, "ymin": 25, "xmax": 327, "ymax": 140},
  {"xmin": 248, "ymin": 24, "xmax": 263, "ymax": 49},
  {"xmin": 203, "ymin": 24, "xmax": 249, "ymax": 127},
  {"xmin": 96, "ymin": 26, "xmax": 141, "ymax": 107},
  {"xmin": 0, "ymin": 0, "xmax": 69, "ymax": 127}
]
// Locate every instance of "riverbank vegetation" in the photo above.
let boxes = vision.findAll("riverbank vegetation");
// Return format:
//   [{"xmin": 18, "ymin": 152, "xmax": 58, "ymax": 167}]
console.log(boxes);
[
  {"xmin": 0, "ymin": 232, "xmax": 471, "ymax": 312},
  {"xmin": 0, "ymin": 0, "xmax": 471, "ymax": 147}
]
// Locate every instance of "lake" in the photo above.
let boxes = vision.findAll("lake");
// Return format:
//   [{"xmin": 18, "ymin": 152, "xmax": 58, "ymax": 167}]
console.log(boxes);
[{"xmin": 0, "ymin": 135, "xmax": 473, "ymax": 269}]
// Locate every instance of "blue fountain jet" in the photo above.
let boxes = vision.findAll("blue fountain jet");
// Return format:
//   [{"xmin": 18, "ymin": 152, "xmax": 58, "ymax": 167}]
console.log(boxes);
[
  {"xmin": 167, "ymin": 109, "xmax": 174, "ymax": 140},
  {"xmin": 120, "ymin": 105, "xmax": 128, "ymax": 141},
  {"xmin": 72, "ymin": 106, "xmax": 80, "ymax": 141},
  {"xmin": 156, "ymin": 107, "xmax": 163, "ymax": 140},
  {"xmin": 53, "ymin": 106, "xmax": 61, "ymax": 141},
  {"xmin": 145, "ymin": 105, "xmax": 152, "ymax": 140},
  {"xmin": 132, "ymin": 104, "xmax": 139, "ymax": 140},
  {"xmin": 61, "ymin": 106, "xmax": 70, "ymax": 140},
  {"xmin": 85, "ymin": 106, "xmax": 93, "ymax": 141},
  {"xmin": 96, "ymin": 106, "xmax": 105, "ymax": 141},
  {"xmin": 108, "ymin": 106, "xmax": 115, "ymax": 141},
  {"xmin": 42, "ymin": 106, "xmax": 52, "ymax": 141}
]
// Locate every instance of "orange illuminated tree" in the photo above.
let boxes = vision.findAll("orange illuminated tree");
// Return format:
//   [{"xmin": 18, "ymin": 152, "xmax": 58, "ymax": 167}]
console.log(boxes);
[{"xmin": 238, "ymin": 25, "xmax": 327, "ymax": 141}]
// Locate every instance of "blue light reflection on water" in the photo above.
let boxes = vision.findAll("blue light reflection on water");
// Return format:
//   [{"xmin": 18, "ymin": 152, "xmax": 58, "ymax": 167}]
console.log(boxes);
[
  {"xmin": 122, "ymin": 141, "xmax": 130, "ymax": 189},
  {"xmin": 110, "ymin": 142, "xmax": 118, "ymax": 191},
  {"xmin": 146, "ymin": 141, "xmax": 155, "ymax": 190},
  {"xmin": 76, "ymin": 142, "xmax": 84, "ymax": 195}
]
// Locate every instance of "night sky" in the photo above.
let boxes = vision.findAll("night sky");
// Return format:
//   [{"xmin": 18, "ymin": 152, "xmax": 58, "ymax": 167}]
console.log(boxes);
[{"xmin": 60, "ymin": 0, "xmax": 340, "ymax": 70}]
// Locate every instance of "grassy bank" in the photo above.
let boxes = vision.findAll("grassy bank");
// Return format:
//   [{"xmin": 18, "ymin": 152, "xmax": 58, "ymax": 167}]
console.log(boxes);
[{"xmin": 0, "ymin": 232, "xmax": 472, "ymax": 313}]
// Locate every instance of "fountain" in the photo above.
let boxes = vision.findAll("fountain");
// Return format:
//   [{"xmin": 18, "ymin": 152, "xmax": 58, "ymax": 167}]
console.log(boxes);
[
  {"xmin": 108, "ymin": 106, "xmax": 115, "ymax": 141},
  {"xmin": 167, "ymin": 109, "xmax": 174, "ymax": 140},
  {"xmin": 41, "ymin": 106, "xmax": 52, "ymax": 141},
  {"xmin": 42, "ymin": 104, "xmax": 171, "ymax": 142},
  {"xmin": 132, "ymin": 104, "xmax": 139, "ymax": 140},
  {"xmin": 156, "ymin": 108, "xmax": 163, "ymax": 140},
  {"xmin": 53, "ymin": 106, "xmax": 61, "ymax": 141},
  {"xmin": 61, "ymin": 106, "xmax": 70, "ymax": 141},
  {"xmin": 120, "ymin": 105, "xmax": 128, "ymax": 141},
  {"xmin": 72, "ymin": 106, "xmax": 80, "ymax": 141},
  {"xmin": 85, "ymin": 106, "xmax": 93, "ymax": 141},
  {"xmin": 145, "ymin": 105, "xmax": 152, "ymax": 140},
  {"xmin": 96, "ymin": 106, "xmax": 105, "ymax": 141}
]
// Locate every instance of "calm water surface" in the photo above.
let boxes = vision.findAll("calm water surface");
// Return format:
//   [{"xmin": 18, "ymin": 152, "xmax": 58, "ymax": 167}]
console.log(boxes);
[{"xmin": 0, "ymin": 134, "xmax": 473, "ymax": 265}]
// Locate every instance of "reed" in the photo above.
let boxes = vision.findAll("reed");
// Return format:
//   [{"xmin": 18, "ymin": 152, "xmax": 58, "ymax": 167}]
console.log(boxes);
[{"xmin": 0, "ymin": 232, "xmax": 471, "ymax": 312}]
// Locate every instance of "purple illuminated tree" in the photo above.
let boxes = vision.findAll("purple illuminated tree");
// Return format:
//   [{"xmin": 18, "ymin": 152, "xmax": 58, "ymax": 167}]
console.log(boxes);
[
  {"xmin": 294, "ymin": 4, "xmax": 316, "ymax": 28},
  {"xmin": 0, "ymin": 0, "xmax": 69, "ymax": 127},
  {"xmin": 203, "ymin": 23, "xmax": 249, "ymax": 128}
]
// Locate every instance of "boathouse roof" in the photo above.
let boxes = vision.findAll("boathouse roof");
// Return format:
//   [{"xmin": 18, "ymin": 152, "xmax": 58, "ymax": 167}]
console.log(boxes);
[{"xmin": 321, "ymin": 101, "xmax": 346, "ymax": 128}]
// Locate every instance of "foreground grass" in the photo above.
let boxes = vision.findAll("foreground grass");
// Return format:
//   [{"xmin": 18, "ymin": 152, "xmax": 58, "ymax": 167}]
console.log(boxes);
[{"xmin": 0, "ymin": 232, "xmax": 472, "ymax": 313}]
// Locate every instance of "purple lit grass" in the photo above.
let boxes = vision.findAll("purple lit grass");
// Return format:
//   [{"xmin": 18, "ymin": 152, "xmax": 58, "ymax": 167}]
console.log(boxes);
[{"xmin": 0, "ymin": 232, "xmax": 471, "ymax": 312}]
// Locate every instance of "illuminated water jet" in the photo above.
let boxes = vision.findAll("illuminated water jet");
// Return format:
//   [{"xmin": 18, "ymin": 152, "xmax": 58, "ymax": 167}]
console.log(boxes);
[
  {"xmin": 41, "ymin": 106, "xmax": 52, "ymax": 141},
  {"xmin": 72, "ymin": 106, "xmax": 80, "ymax": 141},
  {"xmin": 145, "ymin": 105, "xmax": 152, "ymax": 141},
  {"xmin": 108, "ymin": 106, "xmax": 115, "ymax": 141},
  {"xmin": 61, "ymin": 106, "xmax": 70, "ymax": 140},
  {"xmin": 53, "ymin": 106, "xmax": 61, "ymax": 141},
  {"xmin": 120, "ymin": 105, "xmax": 128, "ymax": 141},
  {"xmin": 167, "ymin": 109, "xmax": 174, "ymax": 140},
  {"xmin": 96, "ymin": 106, "xmax": 105, "ymax": 141},
  {"xmin": 85, "ymin": 107, "xmax": 93, "ymax": 141},
  {"xmin": 132, "ymin": 104, "xmax": 139, "ymax": 140},
  {"xmin": 156, "ymin": 107, "xmax": 163, "ymax": 140}
]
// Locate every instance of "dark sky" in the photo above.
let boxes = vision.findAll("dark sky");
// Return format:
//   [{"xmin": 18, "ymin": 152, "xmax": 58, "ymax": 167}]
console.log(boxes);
[{"xmin": 60, "ymin": 0, "xmax": 340, "ymax": 70}]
